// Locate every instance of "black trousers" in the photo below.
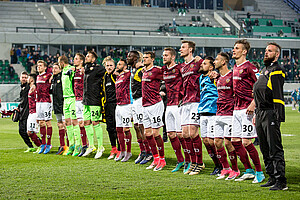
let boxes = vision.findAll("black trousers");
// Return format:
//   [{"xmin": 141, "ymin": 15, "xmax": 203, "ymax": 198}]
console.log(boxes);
[
  {"xmin": 19, "ymin": 118, "xmax": 34, "ymax": 148},
  {"xmin": 255, "ymin": 109, "xmax": 286, "ymax": 182},
  {"xmin": 104, "ymin": 103, "xmax": 120, "ymax": 150}
]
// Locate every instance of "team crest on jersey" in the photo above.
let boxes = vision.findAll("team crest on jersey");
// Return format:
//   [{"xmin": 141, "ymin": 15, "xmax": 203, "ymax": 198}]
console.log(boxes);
[
  {"xmin": 265, "ymin": 70, "xmax": 269, "ymax": 75},
  {"xmin": 149, "ymin": 72, "xmax": 152, "ymax": 76},
  {"xmin": 43, "ymin": 75, "xmax": 46, "ymax": 79},
  {"xmin": 90, "ymin": 67, "xmax": 93, "ymax": 70},
  {"xmin": 172, "ymin": 69, "xmax": 176, "ymax": 73},
  {"xmin": 190, "ymin": 64, "xmax": 194, "ymax": 68},
  {"xmin": 226, "ymin": 78, "xmax": 230, "ymax": 83},
  {"xmin": 57, "ymin": 80, "xmax": 60, "ymax": 83},
  {"xmin": 239, "ymin": 69, "xmax": 243, "ymax": 74}
]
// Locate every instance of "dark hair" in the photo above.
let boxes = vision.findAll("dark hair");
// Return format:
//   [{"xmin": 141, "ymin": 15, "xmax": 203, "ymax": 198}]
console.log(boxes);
[
  {"xmin": 76, "ymin": 53, "xmax": 85, "ymax": 63},
  {"xmin": 21, "ymin": 71, "xmax": 28, "ymax": 76},
  {"xmin": 164, "ymin": 47, "xmax": 176, "ymax": 57},
  {"xmin": 29, "ymin": 73, "xmax": 37, "ymax": 84},
  {"xmin": 181, "ymin": 40, "xmax": 196, "ymax": 53},
  {"xmin": 144, "ymin": 51, "xmax": 155, "ymax": 59},
  {"xmin": 129, "ymin": 50, "xmax": 139, "ymax": 58},
  {"xmin": 88, "ymin": 50, "xmax": 98, "ymax": 60},
  {"xmin": 267, "ymin": 42, "xmax": 281, "ymax": 53},
  {"xmin": 217, "ymin": 52, "xmax": 229, "ymax": 63},
  {"xmin": 234, "ymin": 39, "xmax": 250, "ymax": 54},
  {"xmin": 204, "ymin": 56, "xmax": 215, "ymax": 69},
  {"xmin": 252, "ymin": 61, "xmax": 260, "ymax": 70}
]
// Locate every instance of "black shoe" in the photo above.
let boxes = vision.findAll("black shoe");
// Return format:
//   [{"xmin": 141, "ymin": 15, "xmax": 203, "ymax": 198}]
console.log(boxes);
[
  {"xmin": 269, "ymin": 181, "xmax": 288, "ymax": 191},
  {"xmin": 163, "ymin": 133, "xmax": 168, "ymax": 143},
  {"xmin": 78, "ymin": 145, "xmax": 88, "ymax": 157},
  {"xmin": 140, "ymin": 153, "xmax": 153, "ymax": 164},
  {"xmin": 210, "ymin": 166, "xmax": 222, "ymax": 175},
  {"xmin": 56, "ymin": 146, "xmax": 64, "ymax": 155},
  {"xmin": 135, "ymin": 151, "xmax": 146, "ymax": 164},
  {"xmin": 260, "ymin": 177, "xmax": 276, "ymax": 187}
]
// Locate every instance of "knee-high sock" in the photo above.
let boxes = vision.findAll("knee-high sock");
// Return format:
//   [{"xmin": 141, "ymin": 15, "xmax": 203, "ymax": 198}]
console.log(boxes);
[
  {"xmin": 124, "ymin": 130, "xmax": 132, "ymax": 153},
  {"xmin": 80, "ymin": 127, "xmax": 87, "ymax": 146},
  {"xmin": 143, "ymin": 139, "xmax": 151, "ymax": 154},
  {"xmin": 154, "ymin": 135, "xmax": 165, "ymax": 158},
  {"xmin": 184, "ymin": 137, "xmax": 196, "ymax": 163},
  {"xmin": 73, "ymin": 125, "xmax": 81, "ymax": 146},
  {"xmin": 192, "ymin": 135, "xmax": 203, "ymax": 165},
  {"xmin": 58, "ymin": 129, "xmax": 65, "ymax": 146},
  {"xmin": 29, "ymin": 132, "xmax": 41, "ymax": 147},
  {"xmin": 204, "ymin": 142, "xmax": 221, "ymax": 166},
  {"xmin": 94, "ymin": 124, "xmax": 103, "ymax": 148},
  {"xmin": 66, "ymin": 125, "xmax": 74, "ymax": 146},
  {"xmin": 170, "ymin": 136, "xmax": 184, "ymax": 163},
  {"xmin": 246, "ymin": 143, "xmax": 262, "ymax": 171},
  {"xmin": 137, "ymin": 139, "xmax": 145, "ymax": 152},
  {"xmin": 232, "ymin": 141, "xmax": 252, "ymax": 170},
  {"xmin": 40, "ymin": 126, "xmax": 46, "ymax": 145},
  {"xmin": 228, "ymin": 150, "xmax": 239, "ymax": 171},
  {"xmin": 146, "ymin": 135, "xmax": 158, "ymax": 157},
  {"xmin": 217, "ymin": 146, "xmax": 230, "ymax": 169},
  {"xmin": 116, "ymin": 127, "xmax": 125, "ymax": 152},
  {"xmin": 179, "ymin": 137, "xmax": 190, "ymax": 162},
  {"xmin": 46, "ymin": 127, "xmax": 52, "ymax": 145},
  {"xmin": 84, "ymin": 124, "xmax": 94, "ymax": 147}
]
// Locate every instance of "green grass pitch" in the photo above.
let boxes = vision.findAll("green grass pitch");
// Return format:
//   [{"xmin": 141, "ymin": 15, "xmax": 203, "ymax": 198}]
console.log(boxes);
[{"xmin": 0, "ymin": 107, "xmax": 299, "ymax": 199}]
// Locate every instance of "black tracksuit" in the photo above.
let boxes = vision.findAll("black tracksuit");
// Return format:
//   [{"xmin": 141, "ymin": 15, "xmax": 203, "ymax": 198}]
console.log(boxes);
[
  {"xmin": 253, "ymin": 61, "xmax": 286, "ymax": 183},
  {"xmin": 18, "ymin": 83, "xmax": 34, "ymax": 148},
  {"xmin": 104, "ymin": 71, "xmax": 119, "ymax": 150},
  {"xmin": 50, "ymin": 72, "xmax": 64, "ymax": 115}
]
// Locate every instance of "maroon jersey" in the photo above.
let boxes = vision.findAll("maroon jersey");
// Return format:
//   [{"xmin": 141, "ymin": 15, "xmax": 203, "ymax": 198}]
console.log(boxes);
[
  {"xmin": 115, "ymin": 71, "xmax": 131, "ymax": 105},
  {"xmin": 142, "ymin": 66, "xmax": 163, "ymax": 107},
  {"xmin": 36, "ymin": 72, "xmax": 52, "ymax": 103},
  {"xmin": 163, "ymin": 64, "xmax": 183, "ymax": 106},
  {"xmin": 74, "ymin": 68, "xmax": 84, "ymax": 101},
  {"xmin": 180, "ymin": 59, "xmax": 203, "ymax": 105},
  {"xmin": 28, "ymin": 87, "xmax": 37, "ymax": 114},
  {"xmin": 216, "ymin": 71, "xmax": 234, "ymax": 116},
  {"xmin": 233, "ymin": 61, "xmax": 258, "ymax": 110}
]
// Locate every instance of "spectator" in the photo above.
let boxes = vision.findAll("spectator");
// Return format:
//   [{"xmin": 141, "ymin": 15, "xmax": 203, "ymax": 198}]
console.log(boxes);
[
  {"xmin": 101, "ymin": 48, "xmax": 107, "ymax": 58},
  {"xmin": 8, "ymin": 65, "xmax": 15, "ymax": 79},
  {"xmin": 184, "ymin": 3, "xmax": 189, "ymax": 12},
  {"xmin": 267, "ymin": 20, "xmax": 273, "ymax": 26},
  {"xmin": 254, "ymin": 18, "xmax": 259, "ymax": 26},
  {"xmin": 83, "ymin": 47, "xmax": 88, "ymax": 56},
  {"xmin": 287, "ymin": 69, "xmax": 293, "ymax": 80},
  {"xmin": 174, "ymin": 1, "xmax": 178, "ymax": 10},
  {"xmin": 252, "ymin": 51, "xmax": 257, "ymax": 59},
  {"xmin": 43, "ymin": 52, "xmax": 49, "ymax": 61},
  {"xmin": 247, "ymin": 12, "xmax": 251, "ymax": 18},
  {"xmin": 16, "ymin": 47, "xmax": 22, "ymax": 60},
  {"xmin": 10, "ymin": 47, "xmax": 17, "ymax": 64},
  {"xmin": 291, "ymin": 88, "xmax": 298, "ymax": 110},
  {"xmin": 170, "ymin": 1, "xmax": 174, "ymax": 12}
]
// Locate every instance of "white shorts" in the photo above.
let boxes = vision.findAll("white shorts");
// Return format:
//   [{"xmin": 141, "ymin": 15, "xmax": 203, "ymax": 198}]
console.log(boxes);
[
  {"xmin": 214, "ymin": 115, "xmax": 233, "ymax": 138},
  {"xmin": 27, "ymin": 113, "xmax": 39, "ymax": 133},
  {"xmin": 132, "ymin": 97, "xmax": 143, "ymax": 125},
  {"xmin": 36, "ymin": 102, "xmax": 52, "ymax": 121},
  {"xmin": 75, "ymin": 101, "xmax": 84, "ymax": 121},
  {"xmin": 181, "ymin": 102, "xmax": 200, "ymax": 126},
  {"xmin": 116, "ymin": 104, "xmax": 133, "ymax": 128},
  {"xmin": 143, "ymin": 101, "xmax": 164, "ymax": 129},
  {"xmin": 200, "ymin": 115, "xmax": 215, "ymax": 138},
  {"xmin": 165, "ymin": 105, "xmax": 182, "ymax": 132},
  {"xmin": 232, "ymin": 109, "xmax": 257, "ymax": 138},
  {"xmin": 55, "ymin": 114, "xmax": 65, "ymax": 122}
]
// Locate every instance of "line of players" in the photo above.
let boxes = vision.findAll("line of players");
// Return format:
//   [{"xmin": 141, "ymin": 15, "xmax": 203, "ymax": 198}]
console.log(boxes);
[{"xmin": 25, "ymin": 39, "xmax": 266, "ymax": 183}]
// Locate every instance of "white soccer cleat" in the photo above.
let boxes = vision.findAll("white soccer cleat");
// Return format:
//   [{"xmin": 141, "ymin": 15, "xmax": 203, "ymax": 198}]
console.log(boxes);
[{"xmin": 95, "ymin": 146, "xmax": 105, "ymax": 159}]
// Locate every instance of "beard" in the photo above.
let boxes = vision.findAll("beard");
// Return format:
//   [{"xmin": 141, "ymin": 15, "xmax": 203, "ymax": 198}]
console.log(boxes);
[
  {"xmin": 199, "ymin": 69, "xmax": 209, "ymax": 75},
  {"xmin": 263, "ymin": 56, "xmax": 275, "ymax": 66}
]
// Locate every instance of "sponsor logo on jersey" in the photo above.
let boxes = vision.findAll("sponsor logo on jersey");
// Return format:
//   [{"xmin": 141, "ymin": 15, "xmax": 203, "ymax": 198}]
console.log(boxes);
[
  {"xmin": 163, "ymin": 75, "xmax": 176, "ymax": 80},
  {"xmin": 182, "ymin": 71, "xmax": 194, "ymax": 77},
  {"xmin": 233, "ymin": 76, "xmax": 241, "ymax": 80}
]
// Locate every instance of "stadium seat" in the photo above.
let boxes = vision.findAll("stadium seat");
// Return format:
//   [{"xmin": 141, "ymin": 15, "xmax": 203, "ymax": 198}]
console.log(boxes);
[
  {"xmin": 197, "ymin": 16, "xmax": 201, "ymax": 21},
  {"xmin": 191, "ymin": 16, "xmax": 196, "ymax": 22}
]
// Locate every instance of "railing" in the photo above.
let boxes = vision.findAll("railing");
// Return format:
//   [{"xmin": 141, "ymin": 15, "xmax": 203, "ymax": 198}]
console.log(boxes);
[
  {"xmin": 16, "ymin": 27, "xmax": 160, "ymax": 35},
  {"xmin": 284, "ymin": 0, "xmax": 300, "ymax": 14},
  {"xmin": 237, "ymin": 13, "xmax": 276, "ymax": 20}
]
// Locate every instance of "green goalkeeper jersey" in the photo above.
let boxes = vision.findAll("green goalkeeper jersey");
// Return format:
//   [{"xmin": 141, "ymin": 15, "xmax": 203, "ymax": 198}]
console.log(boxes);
[{"xmin": 62, "ymin": 64, "xmax": 75, "ymax": 98}]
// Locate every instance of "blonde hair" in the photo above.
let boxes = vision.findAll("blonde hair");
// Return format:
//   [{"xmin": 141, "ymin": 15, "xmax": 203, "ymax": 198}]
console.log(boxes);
[
  {"xmin": 37, "ymin": 60, "xmax": 47, "ymax": 67},
  {"xmin": 102, "ymin": 56, "xmax": 115, "ymax": 66},
  {"xmin": 137, "ymin": 51, "xmax": 143, "ymax": 63}
]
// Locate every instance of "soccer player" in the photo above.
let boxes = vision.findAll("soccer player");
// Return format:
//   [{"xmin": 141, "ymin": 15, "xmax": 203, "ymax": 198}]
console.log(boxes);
[
  {"xmin": 115, "ymin": 59, "xmax": 133, "ymax": 162},
  {"xmin": 231, "ymin": 39, "xmax": 264, "ymax": 183},
  {"xmin": 213, "ymin": 52, "xmax": 240, "ymax": 180},
  {"xmin": 73, "ymin": 53, "xmax": 88, "ymax": 157},
  {"xmin": 59, "ymin": 55, "xmax": 82, "ymax": 156},
  {"xmin": 27, "ymin": 73, "xmax": 42, "ymax": 152},
  {"xmin": 142, "ymin": 51, "xmax": 166, "ymax": 171},
  {"xmin": 179, "ymin": 40, "xmax": 204, "ymax": 175},
  {"xmin": 103, "ymin": 56, "xmax": 120, "ymax": 160},
  {"xmin": 162, "ymin": 47, "xmax": 186, "ymax": 172},
  {"xmin": 50, "ymin": 63, "xmax": 68, "ymax": 155},
  {"xmin": 127, "ymin": 51, "xmax": 152, "ymax": 164},
  {"xmin": 198, "ymin": 57, "xmax": 222, "ymax": 176},
  {"xmin": 36, "ymin": 60, "xmax": 53, "ymax": 154},
  {"xmin": 254, "ymin": 42, "xmax": 287, "ymax": 190},
  {"xmin": 81, "ymin": 51, "xmax": 106, "ymax": 159}
]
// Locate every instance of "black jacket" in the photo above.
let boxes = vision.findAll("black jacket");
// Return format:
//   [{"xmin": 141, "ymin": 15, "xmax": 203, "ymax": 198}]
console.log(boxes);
[
  {"xmin": 50, "ymin": 72, "xmax": 64, "ymax": 114},
  {"xmin": 253, "ymin": 61, "xmax": 285, "ymax": 122},
  {"xmin": 18, "ymin": 83, "xmax": 30, "ymax": 120},
  {"xmin": 82, "ymin": 62, "xmax": 106, "ymax": 106},
  {"xmin": 130, "ymin": 66, "xmax": 143, "ymax": 99},
  {"xmin": 104, "ymin": 71, "xmax": 117, "ymax": 104}
]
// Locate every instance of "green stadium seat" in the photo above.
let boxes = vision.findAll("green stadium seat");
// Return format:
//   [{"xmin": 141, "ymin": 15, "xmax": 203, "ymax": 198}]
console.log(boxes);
[
  {"xmin": 177, "ymin": 26, "xmax": 223, "ymax": 35},
  {"xmin": 197, "ymin": 16, "xmax": 201, "ymax": 21},
  {"xmin": 191, "ymin": 16, "xmax": 196, "ymax": 22}
]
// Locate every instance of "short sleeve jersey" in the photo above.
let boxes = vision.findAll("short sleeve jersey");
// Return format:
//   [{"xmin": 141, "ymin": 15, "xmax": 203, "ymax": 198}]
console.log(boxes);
[
  {"xmin": 180, "ymin": 59, "xmax": 203, "ymax": 104},
  {"xmin": 28, "ymin": 87, "xmax": 37, "ymax": 114},
  {"xmin": 163, "ymin": 64, "xmax": 183, "ymax": 106},
  {"xmin": 74, "ymin": 68, "xmax": 84, "ymax": 101},
  {"xmin": 36, "ymin": 72, "xmax": 52, "ymax": 103},
  {"xmin": 216, "ymin": 71, "xmax": 234, "ymax": 116},
  {"xmin": 142, "ymin": 66, "xmax": 163, "ymax": 107},
  {"xmin": 233, "ymin": 61, "xmax": 258, "ymax": 110},
  {"xmin": 115, "ymin": 71, "xmax": 131, "ymax": 105},
  {"xmin": 62, "ymin": 65, "xmax": 75, "ymax": 98}
]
